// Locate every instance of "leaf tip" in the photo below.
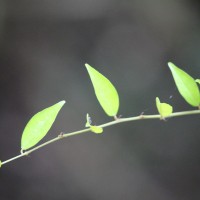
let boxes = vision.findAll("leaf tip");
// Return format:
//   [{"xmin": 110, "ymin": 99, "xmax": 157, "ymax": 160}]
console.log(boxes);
[
  {"xmin": 195, "ymin": 79, "xmax": 200, "ymax": 84},
  {"xmin": 85, "ymin": 63, "xmax": 90, "ymax": 69},
  {"xmin": 155, "ymin": 96, "xmax": 160, "ymax": 106},
  {"xmin": 168, "ymin": 62, "xmax": 174, "ymax": 69},
  {"xmin": 59, "ymin": 100, "xmax": 66, "ymax": 106}
]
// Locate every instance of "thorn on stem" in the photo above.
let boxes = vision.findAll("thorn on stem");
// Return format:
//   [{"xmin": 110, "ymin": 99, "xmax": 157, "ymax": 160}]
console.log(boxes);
[
  {"xmin": 58, "ymin": 132, "xmax": 64, "ymax": 139},
  {"xmin": 114, "ymin": 115, "xmax": 122, "ymax": 120},
  {"xmin": 140, "ymin": 112, "xmax": 144, "ymax": 119},
  {"xmin": 20, "ymin": 149, "xmax": 23, "ymax": 154},
  {"xmin": 160, "ymin": 117, "xmax": 167, "ymax": 121}
]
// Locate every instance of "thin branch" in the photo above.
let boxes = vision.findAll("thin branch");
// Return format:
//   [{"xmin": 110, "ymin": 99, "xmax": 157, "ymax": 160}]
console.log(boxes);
[{"xmin": 1, "ymin": 109, "xmax": 200, "ymax": 167}]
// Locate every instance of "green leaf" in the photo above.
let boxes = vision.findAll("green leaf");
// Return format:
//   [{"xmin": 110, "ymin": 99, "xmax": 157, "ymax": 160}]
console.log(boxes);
[
  {"xmin": 84, "ymin": 113, "xmax": 103, "ymax": 133},
  {"xmin": 156, "ymin": 97, "xmax": 173, "ymax": 118},
  {"xmin": 90, "ymin": 125, "xmax": 103, "ymax": 134},
  {"xmin": 196, "ymin": 79, "xmax": 200, "ymax": 85},
  {"xmin": 168, "ymin": 62, "xmax": 200, "ymax": 107},
  {"xmin": 21, "ymin": 101, "xmax": 66, "ymax": 150},
  {"xmin": 85, "ymin": 64, "xmax": 119, "ymax": 117},
  {"xmin": 0, "ymin": 160, "xmax": 1, "ymax": 168}
]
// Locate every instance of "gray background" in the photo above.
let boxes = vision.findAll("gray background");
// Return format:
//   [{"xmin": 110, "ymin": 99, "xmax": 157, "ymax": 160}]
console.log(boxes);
[{"xmin": 0, "ymin": 0, "xmax": 200, "ymax": 199}]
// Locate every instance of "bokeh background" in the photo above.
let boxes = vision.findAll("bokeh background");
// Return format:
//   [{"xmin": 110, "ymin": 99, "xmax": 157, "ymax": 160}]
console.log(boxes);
[{"xmin": 0, "ymin": 1, "xmax": 200, "ymax": 199}]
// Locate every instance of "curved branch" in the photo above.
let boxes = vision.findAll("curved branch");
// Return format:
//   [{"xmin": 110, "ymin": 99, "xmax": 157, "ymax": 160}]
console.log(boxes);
[{"xmin": 1, "ymin": 109, "xmax": 200, "ymax": 167}]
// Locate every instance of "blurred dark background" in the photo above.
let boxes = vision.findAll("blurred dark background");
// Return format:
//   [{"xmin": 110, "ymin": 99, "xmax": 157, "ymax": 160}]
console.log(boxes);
[{"xmin": 0, "ymin": 1, "xmax": 200, "ymax": 200}]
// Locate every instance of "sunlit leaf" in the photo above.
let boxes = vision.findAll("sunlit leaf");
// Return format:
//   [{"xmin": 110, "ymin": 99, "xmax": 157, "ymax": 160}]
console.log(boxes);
[
  {"xmin": 0, "ymin": 160, "xmax": 1, "ymax": 168},
  {"xmin": 196, "ymin": 79, "xmax": 200, "ymax": 85},
  {"xmin": 85, "ymin": 64, "xmax": 119, "ymax": 117},
  {"xmin": 21, "ymin": 101, "xmax": 66, "ymax": 150},
  {"xmin": 156, "ymin": 97, "xmax": 173, "ymax": 118},
  {"xmin": 84, "ymin": 113, "xmax": 103, "ymax": 133},
  {"xmin": 90, "ymin": 125, "xmax": 103, "ymax": 134},
  {"xmin": 168, "ymin": 62, "xmax": 200, "ymax": 107}
]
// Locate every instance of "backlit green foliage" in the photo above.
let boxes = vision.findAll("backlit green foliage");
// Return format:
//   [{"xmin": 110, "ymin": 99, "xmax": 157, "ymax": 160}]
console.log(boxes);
[
  {"xmin": 156, "ymin": 97, "xmax": 173, "ymax": 118},
  {"xmin": 168, "ymin": 62, "xmax": 200, "ymax": 107},
  {"xmin": 21, "ymin": 101, "xmax": 65, "ymax": 150},
  {"xmin": 85, "ymin": 64, "xmax": 119, "ymax": 117},
  {"xmin": 1, "ymin": 62, "xmax": 200, "ymax": 167},
  {"xmin": 85, "ymin": 113, "xmax": 103, "ymax": 134}
]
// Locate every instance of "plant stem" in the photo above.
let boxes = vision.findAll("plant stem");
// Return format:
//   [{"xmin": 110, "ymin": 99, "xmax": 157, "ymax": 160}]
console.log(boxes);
[{"xmin": 1, "ymin": 109, "xmax": 200, "ymax": 167}]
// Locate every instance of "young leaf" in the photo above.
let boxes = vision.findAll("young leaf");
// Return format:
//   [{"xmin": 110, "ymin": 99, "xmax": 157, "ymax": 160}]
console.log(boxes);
[
  {"xmin": 21, "ymin": 101, "xmax": 66, "ymax": 150},
  {"xmin": 156, "ymin": 97, "xmax": 173, "ymax": 118},
  {"xmin": 168, "ymin": 62, "xmax": 200, "ymax": 107},
  {"xmin": 85, "ymin": 64, "xmax": 119, "ymax": 117},
  {"xmin": 196, "ymin": 79, "xmax": 200, "ymax": 85},
  {"xmin": 85, "ymin": 113, "xmax": 92, "ymax": 127},
  {"xmin": 90, "ymin": 126, "xmax": 103, "ymax": 134},
  {"xmin": 85, "ymin": 113, "xmax": 103, "ymax": 133}
]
